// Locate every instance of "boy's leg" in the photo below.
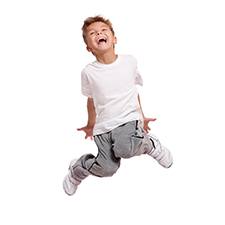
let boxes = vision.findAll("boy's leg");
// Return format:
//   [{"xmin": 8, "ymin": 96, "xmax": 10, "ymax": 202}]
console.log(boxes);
[
  {"xmin": 63, "ymin": 155, "xmax": 93, "ymax": 196},
  {"xmin": 90, "ymin": 133, "xmax": 121, "ymax": 177},
  {"xmin": 112, "ymin": 120, "xmax": 173, "ymax": 168},
  {"xmin": 141, "ymin": 133, "xmax": 173, "ymax": 168},
  {"xmin": 111, "ymin": 120, "xmax": 147, "ymax": 158},
  {"xmin": 63, "ymin": 132, "xmax": 120, "ymax": 196},
  {"xmin": 130, "ymin": 121, "xmax": 173, "ymax": 168}
]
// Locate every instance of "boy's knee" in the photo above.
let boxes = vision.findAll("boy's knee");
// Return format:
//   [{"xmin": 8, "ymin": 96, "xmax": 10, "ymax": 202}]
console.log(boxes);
[
  {"xmin": 90, "ymin": 162, "xmax": 119, "ymax": 177},
  {"xmin": 101, "ymin": 165, "xmax": 119, "ymax": 177},
  {"xmin": 114, "ymin": 141, "xmax": 142, "ymax": 158}
]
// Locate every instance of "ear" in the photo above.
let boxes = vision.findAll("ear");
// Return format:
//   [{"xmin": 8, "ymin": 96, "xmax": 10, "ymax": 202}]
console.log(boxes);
[
  {"xmin": 114, "ymin": 36, "xmax": 117, "ymax": 45},
  {"xmin": 86, "ymin": 46, "xmax": 91, "ymax": 52}
]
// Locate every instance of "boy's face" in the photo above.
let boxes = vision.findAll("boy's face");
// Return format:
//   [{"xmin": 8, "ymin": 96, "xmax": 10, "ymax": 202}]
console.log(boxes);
[{"xmin": 85, "ymin": 22, "xmax": 117, "ymax": 55}]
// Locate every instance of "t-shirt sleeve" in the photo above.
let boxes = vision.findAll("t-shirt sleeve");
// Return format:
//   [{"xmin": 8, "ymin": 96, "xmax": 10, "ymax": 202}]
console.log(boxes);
[
  {"xmin": 81, "ymin": 70, "xmax": 92, "ymax": 97},
  {"xmin": 135, "ymin": 69, "xmax": 143, "ymax": 86},
  {"xmin": 131, "ymin": 55, "xmax": 143, "ymax": 86}
]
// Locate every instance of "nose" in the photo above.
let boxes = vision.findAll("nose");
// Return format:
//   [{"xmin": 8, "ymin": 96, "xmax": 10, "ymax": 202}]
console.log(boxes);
[{"xmin": 97, "ymin": 31, "xmax": 102, "ymax": 35}]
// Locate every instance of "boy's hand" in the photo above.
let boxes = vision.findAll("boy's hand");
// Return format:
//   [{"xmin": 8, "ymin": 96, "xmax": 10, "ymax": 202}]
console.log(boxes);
[
  {"xmin": 143, "ymin": 117, "xmax": 157, "ymax": 133},
  {"xmin": 77, "ymin": 125, "xmax": 94, "ymax": 140}
]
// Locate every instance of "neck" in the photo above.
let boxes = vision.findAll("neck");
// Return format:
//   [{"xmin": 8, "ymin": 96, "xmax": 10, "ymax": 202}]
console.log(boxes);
[{"xmin": 95, "ymin": 51, "xmax": 117, "ymax": 64}]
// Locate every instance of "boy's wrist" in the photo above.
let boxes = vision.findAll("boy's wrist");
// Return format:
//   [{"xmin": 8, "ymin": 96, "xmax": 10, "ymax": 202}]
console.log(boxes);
[{"xmin": 87, "ymin": 122, "xmax": 95, "ymax": 128}]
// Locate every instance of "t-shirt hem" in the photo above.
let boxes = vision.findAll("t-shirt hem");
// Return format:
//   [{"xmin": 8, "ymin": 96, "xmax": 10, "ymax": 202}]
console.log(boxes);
[{"xmin": 93, "ymin": 116, "xmax": 142, "ymax": 136}]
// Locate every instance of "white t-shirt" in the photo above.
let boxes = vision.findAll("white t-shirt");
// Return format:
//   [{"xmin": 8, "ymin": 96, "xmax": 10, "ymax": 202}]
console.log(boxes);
[{"xmin": 81, "ymin": 55, "xmax": 143, "ymax": 135}]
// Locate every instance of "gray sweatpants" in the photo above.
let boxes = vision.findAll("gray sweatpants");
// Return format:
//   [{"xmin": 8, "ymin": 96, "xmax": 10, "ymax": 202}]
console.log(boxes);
[{"xmin": 70, "ymin": 120, "xmax": 154, "ymax": 184}]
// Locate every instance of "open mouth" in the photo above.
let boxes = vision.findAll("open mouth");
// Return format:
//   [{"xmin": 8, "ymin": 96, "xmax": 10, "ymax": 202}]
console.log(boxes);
[{"xmin": 98, "ymin": 38, "xmax": 107, "ymax": 44}]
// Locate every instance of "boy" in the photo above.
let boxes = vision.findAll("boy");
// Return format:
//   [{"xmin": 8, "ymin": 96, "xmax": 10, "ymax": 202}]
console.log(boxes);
[{"xmin": 63, "ymin": 16, "xmax": 173, "ymax": 196}]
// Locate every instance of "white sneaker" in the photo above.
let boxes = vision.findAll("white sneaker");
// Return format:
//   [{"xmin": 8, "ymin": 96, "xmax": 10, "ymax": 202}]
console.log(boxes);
[
  {"xmin": 148, "ymin": 134, "xmax": 173, "ymax": 168},
  {"xmin": 63, "ymin": 171, "xmax": 79, "ymax": 195},
  {"xmin": 63, "ymin": 159, "xmax": 79, "ymax": 196}
]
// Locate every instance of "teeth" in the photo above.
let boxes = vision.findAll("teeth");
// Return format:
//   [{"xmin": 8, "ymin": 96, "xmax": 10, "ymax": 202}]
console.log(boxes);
[{"xmin": 98, "ymin": 38, "xmax": 106, "ymax": 43}]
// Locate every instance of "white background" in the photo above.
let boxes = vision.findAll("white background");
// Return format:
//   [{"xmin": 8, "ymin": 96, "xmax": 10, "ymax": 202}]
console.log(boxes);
[{"xmin": 0, "ymin": 0, "xmax": 225, "ymax": 224}]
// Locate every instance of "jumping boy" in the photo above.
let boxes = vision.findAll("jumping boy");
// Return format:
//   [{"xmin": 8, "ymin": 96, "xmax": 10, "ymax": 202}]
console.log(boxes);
[{"xmin": 63, "ymin": 16, "xmax": 173, "ymax": 195}]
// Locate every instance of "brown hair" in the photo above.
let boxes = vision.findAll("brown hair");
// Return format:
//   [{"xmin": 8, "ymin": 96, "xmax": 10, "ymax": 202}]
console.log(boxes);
[{"xmin": 82, "ymin": 16, "xmax": 115, "ymax": 43}]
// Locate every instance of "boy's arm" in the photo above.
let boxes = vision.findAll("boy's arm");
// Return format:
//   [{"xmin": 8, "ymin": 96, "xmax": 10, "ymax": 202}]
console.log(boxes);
[
  {"xmin": 77, "ymin": 97, "xmax": 96, "ymax": 139},
  {"xmin": 138, "ymin": 94, "xmax": 145, "ymax": 119},
  {"xmin": 87, "ymin": 97, "xmax": 96, "ymax": 127},
  {"xmin": 138, "ymin": 94, "xmax": 156, "ymax": 133}
]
